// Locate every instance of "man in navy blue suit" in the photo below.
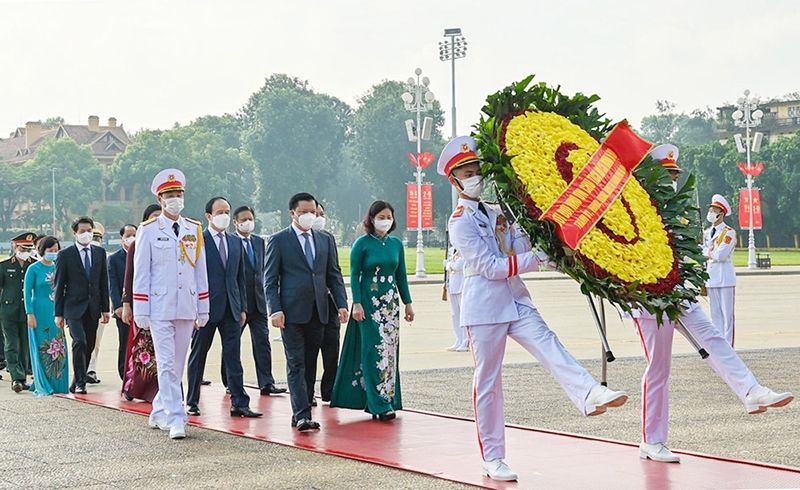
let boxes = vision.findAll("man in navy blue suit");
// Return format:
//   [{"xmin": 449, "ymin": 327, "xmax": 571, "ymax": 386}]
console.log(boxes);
[
  {"xmin": 186, "ymin": 197, "xmax": 261, "ymax": 418},
  {"xmin": 108, "ymin": 223, "xmax": 137, "ymax": 380},
  {"xmin": 265, "ymin": 192, "xmax": 348, "ymax": 431}
]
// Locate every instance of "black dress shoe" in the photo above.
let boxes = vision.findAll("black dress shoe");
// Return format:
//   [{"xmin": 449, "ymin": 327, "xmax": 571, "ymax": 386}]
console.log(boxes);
[
  {"xmin": 12, "ymin": 381, "xmax": 23, "ymax": 393},
  {"xmin": 296, "ymin": 418, "xmax": 320, "ymax": 431},
  {"xmin": 86, "ymin": 372, "xmax": 100, "ymax": 384},
  {"xmin": 260, "ymin": 384, "xmax": 287, "ymax": 395},
  {"xmin": 376, "ymin": 411, "xmax": 396, "ymax": 422},
  {"xmin": 187, "ymin": 405, "xmax": 201, "ymax": 416},
  {"xmin": 20, "ymin": 382, "xmax": 30, "ymax": 391},
  {"xmin": 230, "ymin": 406, "xmax": 263, "ymax": 418},
  {"xmin": 201, "ymin": 379, "xmax": 211, "ymax": 386},
  {"xmin": 310, "ymin": 398, "xmax": 318, "ymax": 407},
  {"xmin": 291, "ymin": 418, "xmax": 297, "ymax": 427},
  {"xmin": 123, "ymin": 391, "xmax": 134, "ymax": 401},
  {"xmin": 74, "ymin": 386, "xmax": 87, "ymax": 395}
]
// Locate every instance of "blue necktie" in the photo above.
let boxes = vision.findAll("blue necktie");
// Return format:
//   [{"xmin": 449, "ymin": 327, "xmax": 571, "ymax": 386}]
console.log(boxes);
[
  {"xmin": 301, "ymin": 233, "xmax": 314, "ymax": 268},
  {"xmin": 83, "ymin": 248, "xmax": 91, "ymax": 278},
  {"xmin": 244, "ymin": 237, "xmax": 255, "ymax": 269},
  {"xmin": 218, "ymin": 232, "xmax": 227, "ymax": 268}
]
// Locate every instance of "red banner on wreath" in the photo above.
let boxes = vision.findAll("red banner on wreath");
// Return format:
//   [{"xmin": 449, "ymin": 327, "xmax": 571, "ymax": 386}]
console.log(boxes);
[
  {"xmin": 739, "ymin": 189, "xmax": 763, "ymax": 230},
  {"xmin": 541, "ymin": 121, "xmax": 653, "ymax": 249},
  {"xmin": 407, "ymin": 184, "xmax": 433, "ymax": 229}
]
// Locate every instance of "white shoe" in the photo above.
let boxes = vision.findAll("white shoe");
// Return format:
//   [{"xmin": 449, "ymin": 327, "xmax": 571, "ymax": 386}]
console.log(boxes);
[
  {"xmin": 148, "ymin": 417, "xmax": 169, "ymax": 431},
  {"xmin": 481, "ymin": 459, "xmax": 518, "ymax": 481},
  {"xmin": 585, "ymin": 384, "xmax": 628, "ymax": 416},
  {"xmin": 639, "ymin": 442, "xmax": 680, "ymax": 463},
  {"xmin": 446, "ymin": 342, "xmax": 460, "ymax": 352},
  {"xmin": 169, "ymin": 425, "xmax": 186, "ymax": 439},
  {"xmin": 455, "ymin": 341, "xmax": 470, "ymax": 352},
  {"xmin": 745, "ymin": 386, "xmax": 793, "ymax": 414},
  {"xmin": 273, "ymin": 335, "xmax": 283, "ymax": 342}
]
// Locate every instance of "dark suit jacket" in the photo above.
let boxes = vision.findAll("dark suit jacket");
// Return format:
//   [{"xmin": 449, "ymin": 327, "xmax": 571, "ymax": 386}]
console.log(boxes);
[
  {"xmin": 264, "ymin": 226, "xmax": 347, "ymax": 325},
  {"xmin": 238, "ymin": 233, "xmax": 268, "ymax": 315},
  {"xmin": 108, "ymin": 248, "xmax": 127, "ymax": 312},
  {"xmin": 204, "ymin": 229, "xmax": 247, "ymax": 324},
  {"xmin": 54, "ymin": 243, "xmax": 110, "ymax": 320}
]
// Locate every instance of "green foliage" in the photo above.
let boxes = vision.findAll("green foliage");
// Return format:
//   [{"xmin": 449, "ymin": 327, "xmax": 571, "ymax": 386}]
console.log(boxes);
[
  {"xmin": 639, "ymin": 100, "xmax": 716, "ymax": 147},
  {"xmin": 42, "ymin": 116, "xmax": 65, "ymax": 129},
  {"xmin": 187, "ymin": 114, "xmax": 241, "ymax": 150},
  {"xmin": 93, "ymin": 204, "xmax": 135, "ymax": 233},
  {"xmin": 0, "ymin": 159, "xmax": 33, "ymax": 231}
]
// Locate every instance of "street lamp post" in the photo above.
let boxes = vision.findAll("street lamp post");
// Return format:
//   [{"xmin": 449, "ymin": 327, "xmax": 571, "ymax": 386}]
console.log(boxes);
[
  {"xmin": 51, "ymin": 167, "xmax": 58, "ymax": 238},
  {"xmin": 731, "ymin": 89, "xmax": 764, "ymax": 270},
  {"xmin": 402, "ymin": 68, "xmax": 435, "ymax": 278},
  {"xmin": 439, "ymin": 28, "xmax": 467, "ymax": 211}
]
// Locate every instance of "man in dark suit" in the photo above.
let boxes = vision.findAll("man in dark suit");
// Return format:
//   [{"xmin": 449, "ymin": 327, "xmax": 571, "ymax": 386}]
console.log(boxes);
[
  {"xmin": 186, "ymin": 197, "xmax": 262, "ymax": 418},
  {"xmin": 108, "ymin": 223, "xmax": 137, "ymax": 380},
  {"xmin": 54, "ymin": 216, "xmax": 110, "ymax": 394},
  {"xmin": 226, "ymin": 205, "xmax": 286, "ymax": 396},
  {"xmin": 265, "ymin": 192, "xmax": 348, "ymax": 431}
]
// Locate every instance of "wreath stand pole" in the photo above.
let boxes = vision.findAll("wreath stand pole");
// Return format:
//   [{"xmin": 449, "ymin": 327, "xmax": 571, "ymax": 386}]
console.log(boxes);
[
  {"xmin": 675, "ymin": 318, "xmax": 710, "ymax": 359},
  {"xmin": 586, "ymin": 294, "xmax": 615, "ymax": 371},
  {"xmin": 598, "ymin": 295, "xmax": 608, "ymax": 386}
]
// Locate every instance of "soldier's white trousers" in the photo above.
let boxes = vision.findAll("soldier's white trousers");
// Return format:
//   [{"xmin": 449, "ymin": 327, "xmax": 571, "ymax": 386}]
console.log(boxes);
[
  {"xmin": 467, "ymin": 303, "xmax": 597, "ymax": 462},
  {"xmin": 708, "ymin": 286, "xmax": 736, "ymax": 347},
  {"xmin": 449, "ymin": 292, "xmax": 467, "ymax": 346},
  {"xmin": 149, "ymin": 319, "xmax": 194, "ymax": 429},
  {"xmin": 633, "ymin": 307, "xmax": 758, "ymax": 445}
]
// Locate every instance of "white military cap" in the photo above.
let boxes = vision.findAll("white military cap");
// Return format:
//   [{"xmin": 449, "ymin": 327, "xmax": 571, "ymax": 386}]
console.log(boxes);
[
  {"xmin": 649, "ymin": 144, "xmax": 682, "ymax": 172},
  {"xmin": 709, "ymin": 194, "xmax": 731, "ymax": 216},
  {"xmin": 150, "ymin": 168, "xmax": 186, "ymax": 196},
  {"xmin": 437, "ymin": 136, "xmax": 480, "ymax": 176}
]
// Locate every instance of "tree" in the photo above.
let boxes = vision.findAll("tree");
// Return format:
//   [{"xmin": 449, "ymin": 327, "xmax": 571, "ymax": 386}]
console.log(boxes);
[
  {"xmin": 639, "ymin": 101, "xmax": 716, "ymax": 147},
  {"xmin": 349, "ymin": 80, "xmax": 447, "ymax": 234},
  {"xmin": 240, "ymin": 74, "xmax": 351, "ymax": 222},
  {"xmin": 93, "ymin": 204, "xmax": 135, "ymax": 234},
  {"xmin": 26, "ymin": 138, "xmax": 103, "ymax": 232},
  {"xmin": 187, "ymin": 114, "xmax": 241, "ymax": 150},
  {"xmin": 756, "ymin": 132, "xmax": 800, "ymax": 245},
  {"xmin": 42, "ymin": 116, "xmax": 65, "ymax": 129},
  {"xmin": 0, "ymin": 160, "xmax": 33, "ymax": 232}
]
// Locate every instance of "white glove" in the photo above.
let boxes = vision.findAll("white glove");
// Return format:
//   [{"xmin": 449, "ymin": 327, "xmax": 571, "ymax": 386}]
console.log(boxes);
[
  {"xmin": 196, "ymin": 313, "xmax": 209, "ymax": 328},
  {"xmin": 134, "ymin": 316, "xmax": 151, "ymax": 330}
]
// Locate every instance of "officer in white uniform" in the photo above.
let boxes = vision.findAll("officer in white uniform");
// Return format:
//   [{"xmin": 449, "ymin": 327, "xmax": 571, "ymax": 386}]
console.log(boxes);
[
  {"xmin": 439, "ymin": 136, "xmax": 629, "ymax": 482},
  {"xmin": 444, "ymin": 247, "xmax": 468, "ymax": 352},
  {"xmin": 632, "ymin": 148, "xmax": 793, "ymax": 463},
  {"xmin": 133, "ymin": 169, "xmax": 210, "ymax": 440},
  {"xmin": 702, "ymin": 194, "xmax": 737, "ymax": 346}
]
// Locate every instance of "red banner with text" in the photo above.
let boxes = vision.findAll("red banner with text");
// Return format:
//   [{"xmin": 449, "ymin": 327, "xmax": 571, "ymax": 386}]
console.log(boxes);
[
  {"xmin": 739, "ymin": 189, "xmax": 763, "ymax": 230},
  {"xmin": 407, "ymin": 184, "xmax": 433, "ymax": 230}
]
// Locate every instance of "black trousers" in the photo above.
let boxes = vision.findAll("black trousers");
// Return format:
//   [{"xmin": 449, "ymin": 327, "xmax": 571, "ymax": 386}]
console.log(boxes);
[
  {"xmin": 282, "ymin": 306, "xmax": 324, "ymax": 422},
  {"xmin": 319, "ymin": 298, "xmax": 341, "ymax": 401},
  {"xmin": 222, "ymin": 309, "xmax": 275, "ymax": 389},
  {"xmin": 115, "ymin": 317, "xmax": 129, "ymax": 381},
  {"xmin": 66, "ymin": 310, "xmax": 98, "ymax": 389}
]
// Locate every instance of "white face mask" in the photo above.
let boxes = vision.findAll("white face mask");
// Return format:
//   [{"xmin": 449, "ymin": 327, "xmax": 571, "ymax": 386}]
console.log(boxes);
[
  {"xmin": 296, "ymin": 212, "xmax": 316, "ymax": 231},
  {"xmin": 312, "ymin": 216, "xmax": 326, "ymax": 231},
  {"xmin": 707, "ymin": 211, "xmax": 721, "ymax": 223},
  {"xmin": 374, "ymin": 219, "xmax": 394, "ymax": 233},
  {"xmin": 211, "ymin": 214, "xmax": 230, "ymax": 230},
  {"xmin": 122, "ymin": 236, "xmax": 136, "ymax": 247},
  {"xmin": 76, "ymin": 231, "xmax": 93, "ymax": 245},
  {"xmin": 457, "ymin": 175, "xmax": 485, "ymax": 199},
  {"xmin": 16, "ymin": 251, "xmax": 31, "ymax": 261},
  {"xmin": 162, "ymin": 197, "xmax": 184, "ymax": 215},
  {"xmin": 237, "ymin": 220, "xmax": 254, "ymax": 233}
]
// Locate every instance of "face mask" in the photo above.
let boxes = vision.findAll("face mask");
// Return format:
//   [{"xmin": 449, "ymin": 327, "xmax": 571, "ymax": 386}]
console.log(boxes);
[
  {"xmin": 706, "ymin": 211, "xmax": 720, "ymax": 223},
  {"xmin": 16, "ymin": 251, "xmax": 31, "ymax": 261},
  {"xmin": 374, "ymin": 219, "xmax": 393, "ymax": 233},
  {"xmin": 44, "ymin": 252, "xmax": 59, "ymax": 262},
  {"xmin": 296, "ymin": 212, "xmax": 316, "ymax": 230},
  {"xmin": 163, "ymin": 197, "xmax": 184, "ymax": 215},
  {"xmin": 237, "ymin": 220, "xmax": 254, "ymax": 233},
  {"xmin": 122, "ymin": 236, "xmax": 135, "ymax": 247},
  {"xmin": 671, "ymin": 181, "xmax": 678, "ymax": 192},
  {"xmin": 76, "ymin": 231, "xmax": 93, "ymax": 245},
  {"xmin": 211, "ymin": 214, "xmax": 230, "ymax": 230},
  {"xmin": 312, "ymin": 216, "xmax": 326, "ymax": 231},
  {"xmin": 457, "ymin": 175, "xmax": 485, "ymax": 199}
]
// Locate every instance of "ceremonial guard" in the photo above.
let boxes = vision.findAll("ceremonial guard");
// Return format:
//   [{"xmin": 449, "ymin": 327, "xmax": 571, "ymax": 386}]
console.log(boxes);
[
  {"xmin": 443, "ymin": 247, "xmax": 468, "ymax": 352},
  {"xmin": 632, "ymin": 148, "xmax": 793, "ymax": 464},
  {"xmin": 1, "ymin": 232, "xmax": 37, "ymax": 392},
  {"xmin": 440, "ymin": 136, "xmax": 628, "ymax": 482},
  {"xmin": 703, "ymin": 194, "xmax": 737, "ymax": 346},
  {"xmin": 132, "ymin": 169, "xmax": 209, "ymax": 440}
]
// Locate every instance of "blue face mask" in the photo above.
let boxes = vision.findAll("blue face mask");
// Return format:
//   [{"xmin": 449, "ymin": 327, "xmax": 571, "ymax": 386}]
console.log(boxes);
[{"xmin": 44, "ymin": 252, "xmax": 59, "ymax": 262}]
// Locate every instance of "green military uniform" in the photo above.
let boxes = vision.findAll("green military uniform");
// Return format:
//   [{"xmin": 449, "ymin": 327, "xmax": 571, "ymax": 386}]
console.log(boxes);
[{"xmin": 1, "ymin": 232, "xmax": 37, "ymax": 389}]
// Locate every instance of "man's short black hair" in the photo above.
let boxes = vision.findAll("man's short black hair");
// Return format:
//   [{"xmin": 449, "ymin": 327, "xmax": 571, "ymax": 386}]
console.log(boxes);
[
  {"xmin": 71, "ymin": 216, "xmax": 94, "ymax": 232},
  {"xmin": 289, "ymin": 193, "xmax": 316, "ymax": 211},
  {"xmin": 233, "ymin": 205, "xmax": 255, "ymax": 220},
  {"xmin": 120, "ymin": 224, "xmax": 137, "ymax": 237},
  {"xmin": 205, "ymin": 197, "xmax": 229, "ymax": 214}
]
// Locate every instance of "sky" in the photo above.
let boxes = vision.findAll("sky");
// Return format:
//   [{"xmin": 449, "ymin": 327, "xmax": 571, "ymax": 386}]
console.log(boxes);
[{"xmin": 1, "ymin": 0, "xmax": 798, "ymax": 140}]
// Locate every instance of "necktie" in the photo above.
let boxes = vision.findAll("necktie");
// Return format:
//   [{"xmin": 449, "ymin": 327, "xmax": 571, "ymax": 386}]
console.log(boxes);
[
  {"xmin": 218, "ymin": 233, "xmax": 227, "ymax": 268},
  {"xmin": 244, "ymin": 237, "xmax": 255, "ymax": 269},
  {"xmin": 710, "ymin": 227, "xmax": 716, "ymax": 238},
  {"xmin": 173, "ymin": 222, "xmax": 179, "ymax": 237},
  {"xmin": 301, "ymin": 232, "xmax": 314, "ymax": 268},
  {"xmin": 477, "ymin": 202, "xmax": 489, "ymax": 218},
  {"xmin": 83, "ymin": 248, "xmax": 91, "ymax": 278}
]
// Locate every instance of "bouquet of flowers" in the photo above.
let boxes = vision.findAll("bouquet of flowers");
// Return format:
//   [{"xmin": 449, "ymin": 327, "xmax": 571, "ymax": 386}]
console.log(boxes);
[{"xmin": 475, "ymin": 75, "xmax": 707, "ymax": 321}]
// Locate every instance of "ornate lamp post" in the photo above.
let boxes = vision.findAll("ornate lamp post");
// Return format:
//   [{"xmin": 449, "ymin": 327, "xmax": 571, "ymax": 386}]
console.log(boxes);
[
  {"xmin": 402, "ymin": 68, "xmax": 435, "ymax": 278},
  {"xmin": 731, "ymin": 89, "xmax": 764, "ymax": 269}
]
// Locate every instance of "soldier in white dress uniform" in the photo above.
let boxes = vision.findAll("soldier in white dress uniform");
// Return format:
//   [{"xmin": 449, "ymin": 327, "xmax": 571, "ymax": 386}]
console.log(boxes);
[
  {"xmin": 132, "ymin": 169, "xmax": 210, "ymax": 440},
  {"xmin": 439, "ymin": 136, "xmax": 629, "ymax": 482},
  {"xmin": 702, "ymin": 194, "xmax": 737, "ymax": 346},
  {"xmin": 444, "ymin": 247, "xmax": 468, "ymax": 352},
  {"xmin": 632, "ymin": 147, "xmax": 793, "ymax": 463}
]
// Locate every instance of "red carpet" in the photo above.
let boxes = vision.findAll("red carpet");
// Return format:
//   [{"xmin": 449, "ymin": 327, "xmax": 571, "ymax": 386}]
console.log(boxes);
[{"xmin": 63, "ymin": 386, "xmax": 800, "ymax": 489}]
